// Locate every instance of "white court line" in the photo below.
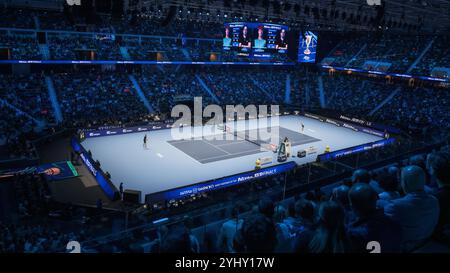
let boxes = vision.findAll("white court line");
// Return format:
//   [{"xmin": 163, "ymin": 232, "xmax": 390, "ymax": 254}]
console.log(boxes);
[
  {"xmin": 199, "ymin": 148, "xmax": 265, "ymax": 162},
  {"xmin": 156, "ymin": 153, "xmax": 164, "ymax": 158},
  {"xmin": 308, "ymin": 129, "xmax": 316, "ymax": 133},
  {"xmin": 167, "ymin": 138, "xmax": 196, "ymax": 143},
  {"xmin": 200, "ymin": 139, "xmax": 231, "ymax": 155},
  {"xmin": 168, "ymin": 132, "xmax": 230, "ymax": 143},
  {"xmin": 215, "ymin": 140, "xmax": 248, "ymax": 146}
]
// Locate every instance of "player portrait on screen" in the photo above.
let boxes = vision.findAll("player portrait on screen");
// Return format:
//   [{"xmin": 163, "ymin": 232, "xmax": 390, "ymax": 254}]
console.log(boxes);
[
  {"xmin": 253, "ymin": 26, "xmax": 266, "ymax": 49},
  {"xmin": 276, "ymin": 29, "xmax": 288, "ymax": 50},
  {"xmin": 238, "ymin": 25, "xmax": 251, "ymax": 48},
  {"xmin": 223, "ymin": 27, "xmax": 232, "ymax": 48}
]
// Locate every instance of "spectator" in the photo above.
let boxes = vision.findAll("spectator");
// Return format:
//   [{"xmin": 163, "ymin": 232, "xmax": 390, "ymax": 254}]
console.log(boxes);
[
  {"xmin": 217, "ymin": 202, "xmax": 245, "ymax": 253},
  {"xmin": 283, "ymin": 200, "xmax": 297, "ymax": 231},
  {"xmin": 384, "ymin": 165, "xmax": 440, "ymax": 252},
  {"xmin": 294, "ymin": 201, "xmax": 350, "ymax": 253},
  {"xmin": 352, "ymin": 169, "xmax": 383, "ymax": 193},
  {"xmin": 376, "ymin": 171, "xmax": 401, "ymax": 209},
  {"xmin": 427, "ymin": 151, "xmax": 450, "ymax": 238},
  {"xmin": 160, "ymin": 226, "xmax": 198, "ymax": 253},
  {"xmin": 273, "ymin": 205, "xmax": 291, "ymax": 253},
  {"xmin": 347, "ymin": 183, "xmax": 402, "ymax": 252},
  {"xmin": 289, "ymin": 199, "xmax": 315, "ymax": 236},
  {"xmin": 258, "ymin": 198, "xmax": 275, "ymax": 219},
  {"xmin": 235, "ymin": 213, "xmax": 277, "ymax": 253},
  {"xmin": 330, "ymin": 184, "xmax": 354, "ymax": 225}
]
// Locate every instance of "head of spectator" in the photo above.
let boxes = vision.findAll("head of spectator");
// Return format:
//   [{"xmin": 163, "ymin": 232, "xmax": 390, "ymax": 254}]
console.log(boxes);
[
  {"xmin": 230, "ymin": 201, "xmax": 246, "ymax": 219},
  {"xmin": 378, "ymin": 171, "xmax": 399, "ymax": 193},
  {"xmin": 352, "ymin": 169, "xmax": 371, "ymax": 184},
  {"xmin": 238, "ymin": 213, "xmax": 277, "ymax": 253},
  {"xmin": 331, "ymin": 185, "xmax": 350, "ymax": 208},
  {"xmin": 258, "ymin": 198, "xmax": 275, "ymax": 219},
  {"xmin": 388, "ymin": 165, "xmax": 400, "ymax": 182},
  {"xmin": 273, "ymin": 205, "xmax": 287, "ymax": 223},
  {"xmin": 295, "ymin": 199, "xmax": 315, "ymax": 222},
  {"xmin": 426, "ymin": 151, "xmax": 450, "ymax": 188},
  {"xmin": 349, "ymin": 183, "xmax": 378, "ymax": 218},
  {"xmin": 160, "ymin": 226, "xmax": 197, "ymax": 253},
  {"xmin": 308, "ymin": 201, "xmax": 348, "ymax": 253},
  {"xmin": 287, "ymin": 200, "xmax": 296, "ymax": 218},
  {"xmin": 409, "ymin": 154, "xmax": 426, "ymax": 170},
  {"xmin": 401, "ymin": 165, "xmax": 426, "ymax": 194},
  {"xmin": 304, "ymin": 191, "xmax": 316, "ymax": 202}
]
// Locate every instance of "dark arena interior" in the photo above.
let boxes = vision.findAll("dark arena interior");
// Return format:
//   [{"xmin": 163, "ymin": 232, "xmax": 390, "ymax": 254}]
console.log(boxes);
[{"xmin": 0, "ymin": 0, "xmax": 449, "ymax": 264}]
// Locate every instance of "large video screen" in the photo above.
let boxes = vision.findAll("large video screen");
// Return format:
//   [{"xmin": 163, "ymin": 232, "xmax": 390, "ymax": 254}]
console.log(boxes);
[
  {"xmin": 223, "ymin": 22, "xmax": 291, "ymax": 63},
  {"xmin": 298, "ymin": 31, "xmax": 318, "ymax": 63}
]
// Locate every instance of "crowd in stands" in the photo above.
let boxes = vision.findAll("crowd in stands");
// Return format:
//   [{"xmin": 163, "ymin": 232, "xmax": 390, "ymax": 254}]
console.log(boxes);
[
  {"xmin": 48, "ymin": 35, "xmax": 122, "ymax": 60},
  {"xmin": 2, "ymin": 9, "xmax": 448, "ymax": 78},
  {"xmin": 373, "ymin": 85, "xmax": 450, "ymax": 141},
  {"xmin": 200, "ymin": 68, "xmax": 275, "ymax": 106},
  {"xmin": 1, "ymin": 67, "xmax": 448, "ymax": 146},
  {"xmin": 0, "ymin": 34, "xmax": 41, "ymax": 60},
  {"xmin": 124, "ymin": 38, "xmax": 187, "ymax": 61},
  {"xmin": 322, "ymin": 37, "xmax": 366, "ymax": 67},
  {"xmin": 290, "ymin": 69, "xmax": 321, "ymax": 108},
  {"xmin": 0, "ymin": 172, "xmax": 99, "ymax": 253},
  {"xmin": 322, "ymin": 74, "xmax": 394, "ymax": 114},
  {"xmin": 0, "ymin": 74, "xmax": 54, "ymax": 124},
  {"xmin": 0, "ymin": 105, "xmax": 38, "ymax": 160},
  {"xmin": 324, "ymin": 34, "xmax": 449, "ymax": 77},
  {"xmin": 136, "ymin": 67, "xmax": 213, "ymax": 113},
  {"xmin": 52, "ymin": 71, "xmax": 148, "ymax": 128},
  {"xmin": 0, "ymin": 8, "xmax": 35, "ymax": 29},
  {"xmin": 345, "ymin": 35, "xmax": 428, "ymax": 73},
  {"xmin": 0, "ymin": 74, "xmax": 52, "ymax": 158},
  {"xmin": 111, "ymin": 14, "xmax": 221, "ymax": 38},
  {"xmin": 412, "ymin": 36, "xmax": 450, "ymax": 77}
]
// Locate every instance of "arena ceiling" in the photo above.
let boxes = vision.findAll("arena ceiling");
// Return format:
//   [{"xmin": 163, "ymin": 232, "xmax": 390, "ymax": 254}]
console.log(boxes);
[
  {"xmin": 138, "ymin": 0, "xmax": 450, "ymax": 33},
  {"xmin": 3, "ymin": 0, "xmax": 450, "ymax": 33}
]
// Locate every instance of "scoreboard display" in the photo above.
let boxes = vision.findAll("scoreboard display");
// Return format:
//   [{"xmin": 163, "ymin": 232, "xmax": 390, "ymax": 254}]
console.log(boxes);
[{"xmin": 223, "ymin": 22, "xmax": 290, "ymax": 62}]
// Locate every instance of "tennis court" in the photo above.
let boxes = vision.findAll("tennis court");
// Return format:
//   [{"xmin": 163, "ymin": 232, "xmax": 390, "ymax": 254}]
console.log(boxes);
[{"xmin": 168, "ymin": 126, "xmax": 320, "ymax": 164}]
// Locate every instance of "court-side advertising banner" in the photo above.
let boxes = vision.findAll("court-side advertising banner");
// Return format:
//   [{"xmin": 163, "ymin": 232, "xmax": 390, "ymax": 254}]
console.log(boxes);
[
  {"xmin": 71, "ymin": 138, "xmax": 118, "ymax": 200},
  {"xmin": 79, "ymin": 123, "xmax": 174, "ymax": 139},
  {"xmin": 304, "ymin": 112, "xmax": 388, "ymax": 138},
  {"xmin": 146, "ymin": 161, "xmax": 297, "ymax": 203},
  {"xmin": 317, "ymin": 138, "xmax": 395, "ymax": 162}
]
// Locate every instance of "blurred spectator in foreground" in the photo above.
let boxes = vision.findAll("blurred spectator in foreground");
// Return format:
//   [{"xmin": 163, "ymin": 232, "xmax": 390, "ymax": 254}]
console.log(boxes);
[
  {"xmin": 384, "ymin": 166, "xmax": 439, "ymax": 252},
  {"xmin": 347, "ymin": 183, "xmax": 402, "ymax": 252},
  {"xmin": 294, "ymin": 201, "xmax": 350, "ymax": 253}
]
